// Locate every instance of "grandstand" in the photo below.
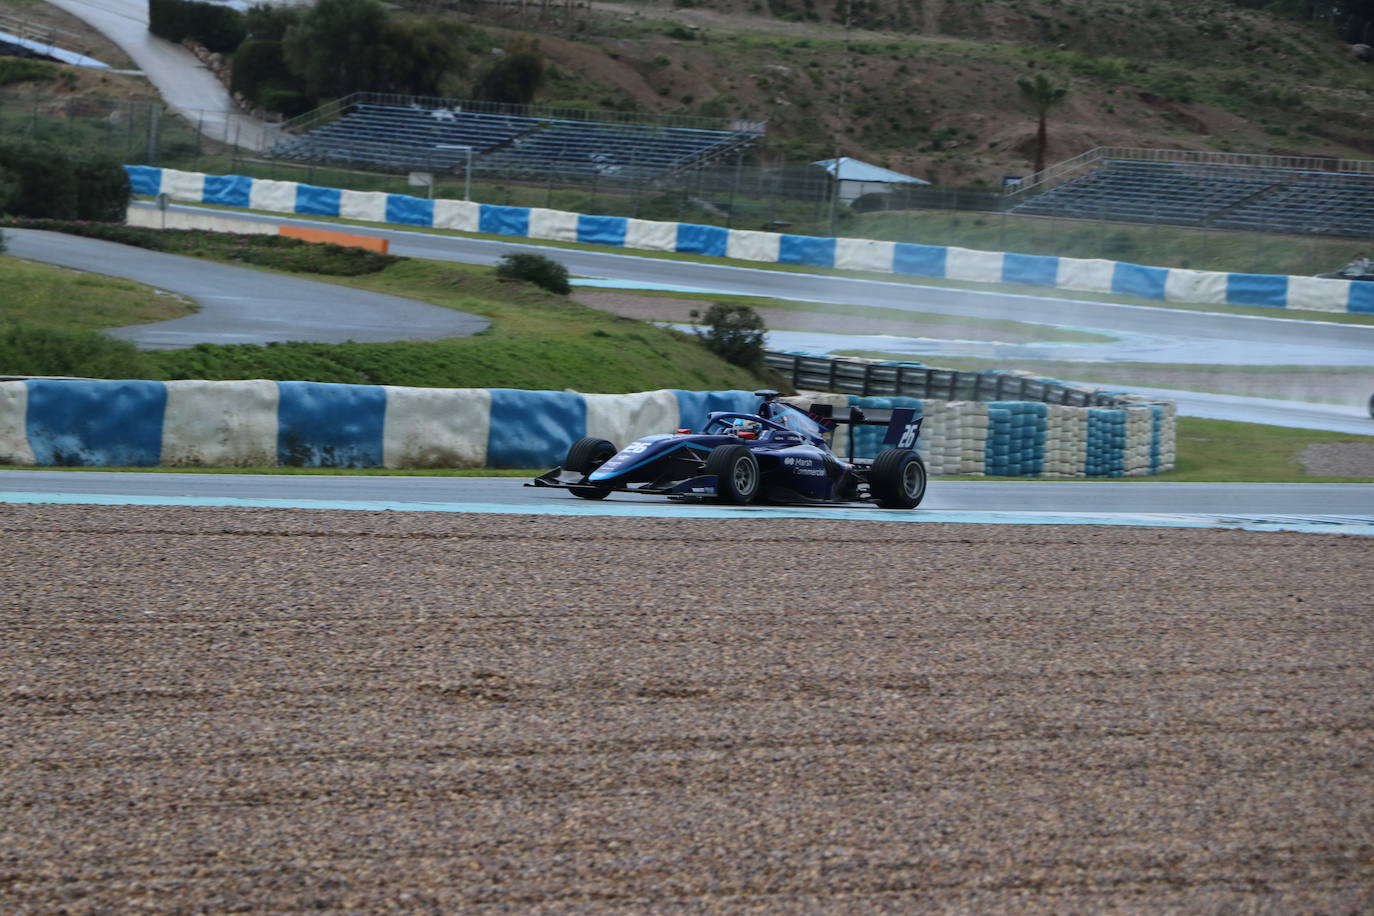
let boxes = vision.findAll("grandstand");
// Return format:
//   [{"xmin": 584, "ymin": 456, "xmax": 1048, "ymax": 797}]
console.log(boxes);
[
  {"xmin": 268, "ymin": 93, "xmax": 763, "ymax": 182},
  {"xmin": 1007, "ymin": 149, "xmax": 1374, "ymax": 239}
]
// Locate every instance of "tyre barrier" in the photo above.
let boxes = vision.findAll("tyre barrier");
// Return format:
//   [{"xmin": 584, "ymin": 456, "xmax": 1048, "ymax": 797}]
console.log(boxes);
[
  {"xmin": 0, "ymin": 378, "xmax": 1172, "ymax": 477},
  {"xmin": 125, "ymin": 165, "xmax": 1373, "ymax": 316}
]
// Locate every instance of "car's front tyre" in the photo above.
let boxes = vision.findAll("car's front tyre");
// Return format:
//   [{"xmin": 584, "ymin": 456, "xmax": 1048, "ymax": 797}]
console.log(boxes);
[
  {"xmin": 565, "ymin": 436, "xmax": 617, "ymax": 500},
  {"xmin": 870, "ymin": 448, "xmax": 927, "ymax": 509},
  {"xmin": 705, "ymin": 444, "xmax": 760, "ymax": 505}
]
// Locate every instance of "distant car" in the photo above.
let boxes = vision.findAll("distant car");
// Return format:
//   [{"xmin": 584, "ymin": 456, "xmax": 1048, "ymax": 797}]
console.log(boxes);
[{"xmin": 529, "ymin": 390, "xmax": 927, "ymax": 509}]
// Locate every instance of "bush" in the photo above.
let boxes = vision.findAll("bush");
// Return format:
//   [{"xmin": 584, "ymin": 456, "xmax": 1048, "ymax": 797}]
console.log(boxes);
[
  {"xmin": 0, "ymin": 141, "xmax": 128, "ymax": 221},
  {"xmin": 691, "ymin": 302, "xmax": 765, "ymax": 369},
  {"xmin": 230, "ymin": 39, "xmax": 292, "ymax": 106},
  {"xmin": 0, "ymin": 323, "xmax": 152, "ymax": 379},
  {"xmin": 73, "ymin": 154, "xmax": 132, "ymax": 223},
  {"xmin": 494, "ymin": 252, "xmax": 571, "ymax": 294},
  {"xmin": 0, "ymin": 58, "xmax": 56, "ymax": 86},
  {"xmin": 148, "ymin": 0, "xmax": 246, "ymax": 52}
]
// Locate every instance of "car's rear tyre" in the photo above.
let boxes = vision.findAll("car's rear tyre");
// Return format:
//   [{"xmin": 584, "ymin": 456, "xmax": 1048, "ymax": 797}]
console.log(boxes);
[
  {"xmin": 705, "ymin": 444, "xmax": 760, "ymax": 505},
  {"xmin": 565, "ymin": 436, "xmax": 617, "ymax": 500},
  {"xmin": 870, "ymin": 448, "xmax": 926, "ymax": 509},
  {"xmin": 1368, "ymin": 393, "xmax": 1374, "ymax": 419}
]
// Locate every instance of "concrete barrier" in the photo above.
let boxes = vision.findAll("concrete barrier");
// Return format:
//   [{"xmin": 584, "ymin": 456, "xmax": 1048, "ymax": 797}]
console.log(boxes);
[
  {"xmin": 124, "ymin": 165, "xmax": 1374, "ymax": 316},
  {"xmin": 0, "ymin": 379, "xmax": 1172, "ymax": 476}
]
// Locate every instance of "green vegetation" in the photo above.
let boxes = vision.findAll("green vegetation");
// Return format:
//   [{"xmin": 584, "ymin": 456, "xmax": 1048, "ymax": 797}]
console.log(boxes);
[
  {"xmin": 0, "ymin": 58, "xmax": 57, "ymax": 86},
  {"xmin": 0, "ymin": 140, "xmax": 128, "ymax": 222},
  {"xmin": 690, "ymin": 302, "xmax": 767, "ymax": 369},
  {"xmin": 0, "ymin": 241, "xmax": 776, "ymax": 392},
  {"xmin": 0, "ymin": 256, "xmax": 193, "ymax": 329},
  {"xmin": 494, "ymin": 252, "xmax": 571, "ymax": 295},
  {"xmin": 148, "ymin": 0, "xmax": 245, "ymax": 52},
  {"xmin": 0, "ymin": 220, "xmax": 400, "ymax": 275},
  {"xmin": 0, "ymin": 324, "xmax": 154, "ymax": 379},
  {"xmin": 1157, "ymin": 417, "xmax": 1373, "ymax": 483}
]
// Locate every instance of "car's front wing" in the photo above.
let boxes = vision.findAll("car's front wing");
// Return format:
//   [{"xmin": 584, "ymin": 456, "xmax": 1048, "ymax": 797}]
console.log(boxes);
[{"xmin": 526, "ymin": 467, "xmax": 720, "ymax": 498}]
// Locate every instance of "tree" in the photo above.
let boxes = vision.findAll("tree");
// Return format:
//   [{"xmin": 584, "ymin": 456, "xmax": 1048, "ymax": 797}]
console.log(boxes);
[
  {"xmin": 375, "ymin": 15, "xmax": 469, "ymax": 98},
  {"xmin": 691, "ymin": 303, "xmax": 766, "ymax": 369},
  {"xmin": 1017, "ymin": 73, "xmax": 1069, "ymax": 177},
  {"xmin": 472, "ymin": 38, "xmax": 546, "ymax": 106},
  {"xmin": 495, "ymin": 252, "xmax": 570, "ymax": 294},
  {"xmin": 282, "ymin": 0, "xmax": 387, "ymax": 101}
]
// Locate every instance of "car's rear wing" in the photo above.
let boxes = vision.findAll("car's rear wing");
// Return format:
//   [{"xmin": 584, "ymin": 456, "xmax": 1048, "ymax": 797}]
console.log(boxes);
[{"xmin": 806, "ymin": 404, "xmax": 922, "ymax": 459}]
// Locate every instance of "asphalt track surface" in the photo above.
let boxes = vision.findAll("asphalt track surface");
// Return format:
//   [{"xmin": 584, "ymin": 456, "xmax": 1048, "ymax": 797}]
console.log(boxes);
[
  {"xmin": 2, "ymin": 472, "xmax": 1371, "ymax": 536},
  {"xmin": 6, "ymin": 229, "xmax": 490, "ymax": 347}
]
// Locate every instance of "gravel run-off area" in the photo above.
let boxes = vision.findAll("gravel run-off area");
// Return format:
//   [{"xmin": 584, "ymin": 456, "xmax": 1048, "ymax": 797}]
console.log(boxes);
[{"xmin": 2, "ymin": 504, "xmax": 1372, "ymax": 913}]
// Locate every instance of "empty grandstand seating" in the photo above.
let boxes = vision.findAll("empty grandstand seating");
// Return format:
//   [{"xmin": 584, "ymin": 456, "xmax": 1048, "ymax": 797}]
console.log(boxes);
[
  {"xmin": 1010, "ymin": 159, "xmax": 1374, "ymax": 238},
  {"xmin": 269, "ymin": 100, "xmax": 758, "ymax": 181}
]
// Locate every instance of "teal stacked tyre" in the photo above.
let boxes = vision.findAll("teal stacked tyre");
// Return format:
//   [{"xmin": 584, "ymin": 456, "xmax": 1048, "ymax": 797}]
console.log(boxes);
[
  {"xmin": 704, "ymin": 444, "xmax": 760, "ymax": 505},
  {"xmin": 565, "ymin": 436, "xmax": 617, "ymax": 500},
  {"xmin": 869, "ymin": 448, "xmax": 927, "ymax": 509}
]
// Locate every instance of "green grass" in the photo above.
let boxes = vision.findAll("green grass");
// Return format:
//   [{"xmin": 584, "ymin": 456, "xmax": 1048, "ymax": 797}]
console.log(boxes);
[
  {"xmin": 0, "ymin": 255, "xmax": 195, "ymax": 329},
  {"xmin": 1155, "ymin": 418, "xmax": 1373, "ymax": 483},
  {"xmin": 4, "ymin": 242, "xmax": 776, "ymax": 392},
  {"xmin": 146, "ymin": 258, "xmax": 779, "ymax": 391}
]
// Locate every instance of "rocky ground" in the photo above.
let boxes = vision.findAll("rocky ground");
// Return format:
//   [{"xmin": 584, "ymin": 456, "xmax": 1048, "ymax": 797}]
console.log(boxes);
[{"xmin": 2, "ymin": 504, "xmax": 1371, "ymax": 912}]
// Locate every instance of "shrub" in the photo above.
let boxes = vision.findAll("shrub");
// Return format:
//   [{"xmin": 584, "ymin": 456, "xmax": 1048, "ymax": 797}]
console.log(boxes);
[
  {"xmin": 148, "ymin": 0, "xmax": 246, "ymax": 52},
  {"xmin": 0, "ymin": 58, "xmax": 56, "ymax": 86},
  {"xmin": 73, "ymin": 154, "xmax": 132, "ymax": 223},
  {"xmin": 691, "ymin": 302, "xmax": 765, "ymax": 369},
  {"xmin": 0, "ymin": 323, "xmax": 153, "ymax": 379},
  {"xmin": 0, "ymin": 141, "xmax": 127, "ymax": 221},
  {"xmin": 494, "ymin": 252, "xmax": 571, "ymax": 294},
  {"xmin": 230, "ymin": 39, "xmax": 292, "ymax": 105}
]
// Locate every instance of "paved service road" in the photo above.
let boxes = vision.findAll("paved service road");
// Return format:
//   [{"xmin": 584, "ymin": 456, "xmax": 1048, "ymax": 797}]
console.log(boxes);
[
  {"xmin": 45, "ymin": 0, "xmax": 283, "ymax": 151},
  {"xmin": 6, "ymin": 229, "xmax": 489, "ymax": 348}
]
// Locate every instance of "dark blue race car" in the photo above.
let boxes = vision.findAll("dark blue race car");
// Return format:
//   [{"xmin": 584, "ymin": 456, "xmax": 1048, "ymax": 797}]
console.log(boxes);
[{"xmin": 529, "ymin": 390, "xmax": 927, "ymax": 509}]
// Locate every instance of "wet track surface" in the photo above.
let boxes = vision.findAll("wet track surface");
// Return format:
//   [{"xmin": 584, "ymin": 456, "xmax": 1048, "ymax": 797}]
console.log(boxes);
[{"xmin": 6, "ymin": 229, "xmax": 489, "ymax": 347}]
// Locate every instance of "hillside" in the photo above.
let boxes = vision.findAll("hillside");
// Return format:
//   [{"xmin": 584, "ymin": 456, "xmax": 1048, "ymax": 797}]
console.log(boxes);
[{"xmin": 459, "ymin": 0, "xmax": 1374, "ymax": 186}]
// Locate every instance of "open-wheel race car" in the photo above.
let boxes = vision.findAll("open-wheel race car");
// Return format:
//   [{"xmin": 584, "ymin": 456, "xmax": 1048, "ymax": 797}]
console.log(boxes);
[{"xmin": 529, "ymin": 390, "xmax": 927, "ymax": 509}]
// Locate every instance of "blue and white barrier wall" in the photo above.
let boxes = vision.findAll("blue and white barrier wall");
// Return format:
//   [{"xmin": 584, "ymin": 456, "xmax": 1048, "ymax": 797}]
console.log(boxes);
[
  {"xmin": 0, "ymin": 379, "xmax": 1171, "ymax": 477},
  {"xmin": 126, "ymin": 166, "xmax": 1373, "ymax": 316},
  {"xmin": 0, "ymin": 380, "xmax": 759, "ymax": 470}
]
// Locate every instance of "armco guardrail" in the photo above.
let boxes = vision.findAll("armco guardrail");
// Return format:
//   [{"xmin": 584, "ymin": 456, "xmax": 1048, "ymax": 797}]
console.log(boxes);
[
  {"xmin": 765, "ymin": 352, "xmax": 1133, "ymax": 407},
  {"xmin": 124, "ymin": 166, "xmax": 1373, "ymax": 316},
  {"xmin": 772, "ymin": 353, "xmax": 1175, "ymax": 477},
  {"xmin": 0, "ymin": 376, "xmax": 1173, "ymax": 478}
]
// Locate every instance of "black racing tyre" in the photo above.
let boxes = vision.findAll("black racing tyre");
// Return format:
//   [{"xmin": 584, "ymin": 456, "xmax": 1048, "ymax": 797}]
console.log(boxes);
[
  {"xmin": 1368, "ymin": 393, "xmax": 1374, "ymax": 419},
  {"xmin": 704, "ymin": 444, "xmax": 760, "ymax": 505},
  {"xmin": 565, "ymin": 436, "xmax": 617, "ymax": 500},
  {"xmin": 869, "ymin": 448, "xmax": 927, "ymax": 509}
]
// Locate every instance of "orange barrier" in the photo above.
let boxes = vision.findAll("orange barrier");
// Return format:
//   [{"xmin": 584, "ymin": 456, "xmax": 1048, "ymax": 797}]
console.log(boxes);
[{"xmin": 279, "ymin": 225, "xmax": 389, "ymax": 254}]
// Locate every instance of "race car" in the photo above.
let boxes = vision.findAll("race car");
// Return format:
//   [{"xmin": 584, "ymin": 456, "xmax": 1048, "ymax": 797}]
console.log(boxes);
[{"xmin": 528, "ymin": 390, "xmax": 927, "ymax": 509}]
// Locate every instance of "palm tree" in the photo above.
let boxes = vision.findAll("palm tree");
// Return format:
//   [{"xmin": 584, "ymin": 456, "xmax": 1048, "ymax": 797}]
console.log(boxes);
[{"xmin": 1017, "ymin": 73, "xmax": 1069, "ymax": 177}]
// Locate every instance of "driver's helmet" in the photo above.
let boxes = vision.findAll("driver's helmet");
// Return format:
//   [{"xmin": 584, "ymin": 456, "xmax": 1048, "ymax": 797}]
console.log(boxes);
[{"xmin": 730, "ymin": 418, "xmax": 761, "ymax": 437}]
